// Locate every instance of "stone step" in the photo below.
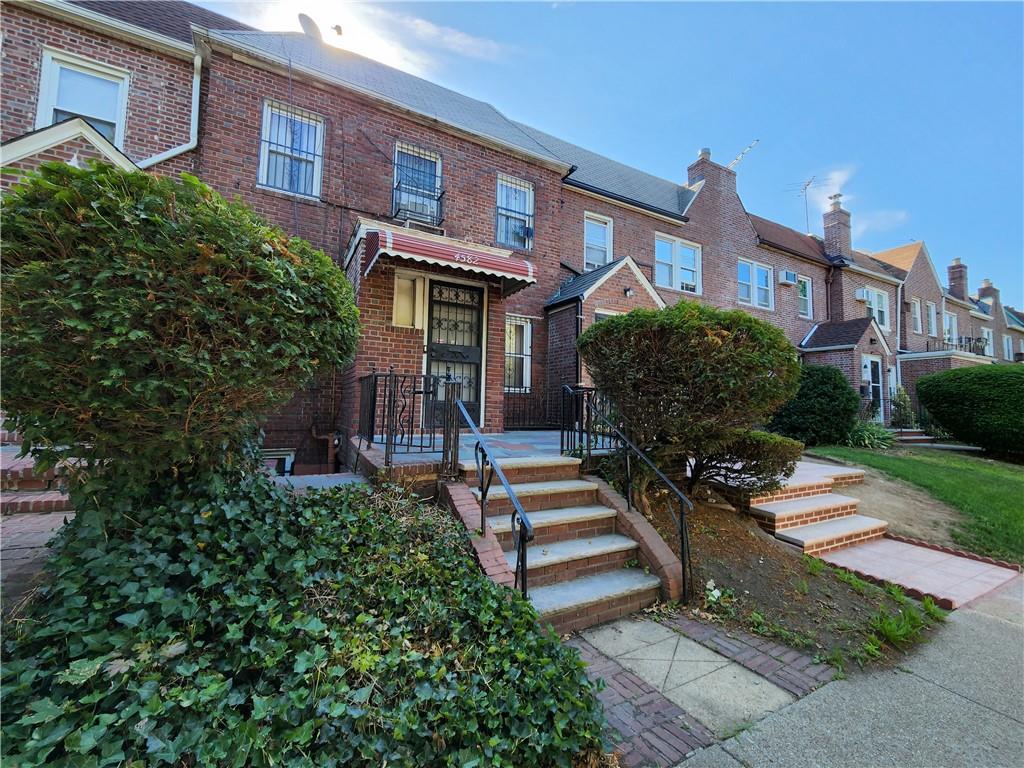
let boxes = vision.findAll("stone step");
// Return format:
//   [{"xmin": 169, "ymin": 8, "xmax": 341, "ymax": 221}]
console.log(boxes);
[
  {"xmin": 488, "ymin": 504, "xmax": 617, "ymax": 549},
  {"xmin": 750, "ymin": 492, "xmax": 860, "ymax": 533},
  {"xmin": 461, "ymin": 455, "xmax": 581, "ymax": 485},
  {"xmin": 473, "ymin": 479, "xmax": 598, "ymax": 514},
  {"xmin": 509, "ymin": 533, "xmax": 638, "ymax": 588},
  {"xmin": 895, "ymin": 435, "xmax": 936, "ymax": 444},
  {"xmin": 775, "ymin": 514, "xmax": 888, "ymax": 556},
  {"xmin": 0, "ymin": 429, "xmax": 21, "ymax": 445},
  {"xmin": 530, "ymin": 568, "xmax": 662, "ymax": 635},
  {"xmin": 1, "ymin": 450, "xmax": 58, "ymax": 491},
  {"xmin": 1, "ymin": 490, "xmax": 74, "ymax": 515}
]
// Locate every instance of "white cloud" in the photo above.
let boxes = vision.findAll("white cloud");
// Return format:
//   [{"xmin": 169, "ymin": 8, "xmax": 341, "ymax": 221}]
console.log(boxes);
[
  {"xmin": 807, "ymin": 164, "xmax": 908, "ymax": 238},
  {"xmin": 808, "ymin": 165, "xmax": 855, "ymax": 215},
  {"xmin": 853, "ymin": 209, "xmax": 910, "ymax": 239}
]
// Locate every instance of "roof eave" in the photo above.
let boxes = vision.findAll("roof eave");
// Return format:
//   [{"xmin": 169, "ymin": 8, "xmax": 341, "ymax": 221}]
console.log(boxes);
[{"xmin": 563, "ymin": 178, "xmax": 688, "ymax": 224}]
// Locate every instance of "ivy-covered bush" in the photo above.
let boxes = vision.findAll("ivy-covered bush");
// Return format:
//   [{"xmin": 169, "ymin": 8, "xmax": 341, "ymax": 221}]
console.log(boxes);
[
  {"xmin": 577, "ymin": 300, "xmax": 802, "ymax": 495},
  {"xmin": 1, "ymin": 162, "xmax": 359, "ymax": 497},
  {"xmin": 769, "ymin": 365, "xmax": 860, "ymax": 446},
  {"xmin": 1, "ymin": 480, "xmax": 605, "ymax": 767},
  {"xmin": 917, "ymin": 365, "xmax": 1024, "ymax": 454}
]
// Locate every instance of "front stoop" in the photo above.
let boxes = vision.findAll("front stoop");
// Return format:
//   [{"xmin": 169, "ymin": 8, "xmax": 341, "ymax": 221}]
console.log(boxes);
[
  {"xmin": 746, "ymin": 461, "xmax": 886, "ymax": 556},
  {"xmin": 457, "ymin": 456, "xmax": 679, "ymax": 634},
  {"xmin": 0, "ymin": 445, "xmax": 72, "ymax": 516}
]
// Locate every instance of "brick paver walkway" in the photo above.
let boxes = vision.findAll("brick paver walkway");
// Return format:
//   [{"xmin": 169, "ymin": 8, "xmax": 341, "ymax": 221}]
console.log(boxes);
[{"xmin": 1, "ymin": 512, "xmax": 71, "ymax": 610}]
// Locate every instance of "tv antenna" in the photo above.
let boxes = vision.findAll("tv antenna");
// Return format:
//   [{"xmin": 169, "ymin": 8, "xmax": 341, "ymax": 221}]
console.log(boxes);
[
  {"xmin": 727, "ymin": 139, "xmax": 759, "ymax": 170},
  {"xmin": 785, "ymin": 176, "xmax": 828, "ymax": 233}
]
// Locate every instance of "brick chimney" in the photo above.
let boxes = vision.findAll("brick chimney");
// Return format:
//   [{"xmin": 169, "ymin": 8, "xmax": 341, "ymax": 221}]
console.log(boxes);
[
  {"xmin": 947, "ymin": 258, "xmax": 968, "ymax": 299},
  {"xmin": 977, "ymin": 277, "xmax": 999, "ymax": 304},
  {"xmin": 687, "ymin": 147, "xmax": 736, "ymax": 194},
  {"xmin": 823, "ymin": 193, "xmax": 852, "ymax": 260}
]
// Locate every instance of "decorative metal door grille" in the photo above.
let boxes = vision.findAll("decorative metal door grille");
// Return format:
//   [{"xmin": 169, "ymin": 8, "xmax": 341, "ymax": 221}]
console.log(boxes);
[{"xmin": 427, "ymin": 281, "xmax": 484, "ymax": 426}]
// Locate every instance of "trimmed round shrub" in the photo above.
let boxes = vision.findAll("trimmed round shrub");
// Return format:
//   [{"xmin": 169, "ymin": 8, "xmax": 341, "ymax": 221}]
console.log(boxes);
[
  {"xmin": 769, "ymin": 365, "xmax": 860, "ymax": 446},
  {"xmin": 916, "ymin": 364, "xmax": 1024, "ymax": 454},
  {"xmin": 1, "ymin": 162, "xmax": 359, "ymax": 485}
]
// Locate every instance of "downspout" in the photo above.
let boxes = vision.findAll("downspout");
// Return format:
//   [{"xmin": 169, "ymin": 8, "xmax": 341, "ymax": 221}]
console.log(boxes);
[
  {"xmin": 825, "ymin": 266, "xmax": 834, "ymax": 320},
  {"xmin": 894, "ymin": 280, "xmax": 902, "ymax": 388},
  {"xmin": 137, "ymin": 54, "xmax": 202, "ymax": 169}
]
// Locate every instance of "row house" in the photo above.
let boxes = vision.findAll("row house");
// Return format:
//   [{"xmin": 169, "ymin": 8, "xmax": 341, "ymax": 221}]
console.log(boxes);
[{"xmin": 2, "ymin": 0, "xmax": 1020, "ymax": 473}]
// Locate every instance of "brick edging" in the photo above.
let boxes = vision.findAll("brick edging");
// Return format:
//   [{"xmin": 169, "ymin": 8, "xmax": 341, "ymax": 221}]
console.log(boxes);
[
  {"xmin": 439, "ymin": 482, "xmax": 515, "ymax": 588},
  {"xmin": 883, "ymin": 533, "xmax": 1022, "ymax": 573},
  {"xmin": 658, "ymin": 612, "xmax": 835, "ymax": 696}
]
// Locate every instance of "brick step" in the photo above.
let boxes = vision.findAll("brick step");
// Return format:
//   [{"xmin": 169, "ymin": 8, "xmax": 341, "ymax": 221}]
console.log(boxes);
[
  {"xmin": 0, "ymin": 452, "xmax": 57, "ymax": 492},
  {"xmin": 509, "ymin": 534, "xmax": 638, "ymax": 588},
  {"xmin": 1, "ymin": 490, "xmax": 74, "ymax": 515},
  {"xmin": 775, "ymin": 514, "xmax": 888, "ymax": 556},
  {"xmin": 473, "ymin": 479, "xmax": 598, "ymax": 514},
  {"xmin": 488, "ymin": 504, "xmax": 617, "ymax": 549},
  {"xmin": 750, "ymin": 492, "xmax": 860, "ymax": 533},
  {"xmin": 461, "ymin": 455, "xmax": 582, "ymax": 485},
  {"xmin": 0, "ymin": 429, "xmax": 21, "ymax": 445},
  {"xmin": 530, "ymin": 568, "xmax": 662, "ymax": 635}
]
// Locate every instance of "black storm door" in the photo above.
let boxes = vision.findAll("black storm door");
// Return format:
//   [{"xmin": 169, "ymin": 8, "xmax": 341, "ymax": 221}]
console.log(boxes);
[{"xmin": 426, "ymin": 281, "xmax": 484, "ymax": 425}]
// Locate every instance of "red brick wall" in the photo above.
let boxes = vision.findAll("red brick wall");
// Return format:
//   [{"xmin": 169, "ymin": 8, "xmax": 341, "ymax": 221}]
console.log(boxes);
[
  {"xmin": 900, "ymin": 251, "xmax": 944, "ymax": 352},
  {"xmin": 545, "ymin": 304, "xmax": 580, "ymax": 420},
  {"xmin": 828, "ymin": 268, "xmax": 900, "ymax": 356}
]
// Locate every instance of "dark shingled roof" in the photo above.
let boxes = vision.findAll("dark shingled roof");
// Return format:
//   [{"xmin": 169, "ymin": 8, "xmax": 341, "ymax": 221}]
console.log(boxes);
[
  {"xmin": 546, "ymin": 259, "xmax": 627, "ymax": 308},
  {"xmin": 749, "ymin": 215, "xmax": 829, "ymax": 265},
  {"xmin": 800, "ymin": 317, "xmax": 875, "ymax": 349},
  {"xmin": 71, "ymin": 0, "xmax": 253, "ymax": 42},
  {"xmin": 1005, "ymin": 306, "xmax": 1024, "ymax": 330}
]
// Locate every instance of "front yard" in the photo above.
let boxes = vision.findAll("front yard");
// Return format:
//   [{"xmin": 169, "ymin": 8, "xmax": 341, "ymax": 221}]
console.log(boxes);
[{"xmin": 810, "ymin": 446, "xmax": 1024, "ymax": 565}]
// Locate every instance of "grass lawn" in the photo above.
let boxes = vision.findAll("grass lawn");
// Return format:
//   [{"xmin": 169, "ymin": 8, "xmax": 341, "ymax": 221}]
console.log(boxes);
[{"xmin": 811, "ymin": 446, "xmax": 1024, "ymax": 564}]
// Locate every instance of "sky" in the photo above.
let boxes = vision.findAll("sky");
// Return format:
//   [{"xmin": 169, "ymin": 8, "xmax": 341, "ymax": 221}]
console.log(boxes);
[{"xmin": 199, "ymin": 1, "xmax": 1024, "ymax": 307}]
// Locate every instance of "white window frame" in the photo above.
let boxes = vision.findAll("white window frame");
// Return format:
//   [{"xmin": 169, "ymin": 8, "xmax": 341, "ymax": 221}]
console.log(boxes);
[
  {"xmin": 864, "ymin": 288, "xmax": 890, "ymax": 330},
  {"xmin": 583, "ymin": 212, "xmax": 613, "ymax": 271},
  {"xmin": 36, "ymin": 48, "xmax": 130, "ymax": 148},
  {"xmin": 737, "ymin": 258, "xmax": 773, "ymax": 310},
  {"xmin": 926, "ymin": 301, "xmax": 938, "ymax": 337},
  {"xmin": 943, "ymin": 311, "xmax": 958, "ymax": 342},
  {"xmin": 257, "ymin": 100, "xmax": 326, "ymax": 199},
  {"xmin": 393, "ymin": 141, "xmax": 442, "ymax": 221},
  {"xmin": 797, "ymin": 275, "xmax": 813, "ymax": 319},
  {"xmin": 1003, "ymin": 334, "xmax": 1014, "ymax": 361},
  {"xmin": 980, "ymin": 327, "xmax": 994, "ymax": 356},
  {"xmin": 504, "ymin": 315, "xmax": 532, "ymax": 392},
  {"xmin": 654, "ymin": 233, "xmax": 702, "ymax": 294},
  {"xmin": 495, "ymin": 173, "xmax": 534, "ymax": 250},
  {"xmin": 910, "ymin": 298, "xmax": 923, "ymax": 334}
]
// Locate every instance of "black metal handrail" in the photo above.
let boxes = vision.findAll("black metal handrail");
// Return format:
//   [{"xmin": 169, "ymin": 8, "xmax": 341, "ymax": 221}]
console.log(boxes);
[
  {"xmin": 561, "ymin": 385, "xmax": 695, "ymax": 602},
  {"xmin": 440, "ymin": 379, "xmax": 535, "ymax": 598},
  {"xmin": 357, "ymin": 368, "xmax": 443, "ymax": 466}
]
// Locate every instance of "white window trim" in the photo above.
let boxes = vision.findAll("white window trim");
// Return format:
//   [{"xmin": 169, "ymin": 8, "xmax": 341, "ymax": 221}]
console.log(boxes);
[
  {"xmin": 584, "ymin": 212, "xmax": 614, "ymax": 271},
  {"xmin": 910, "ymin": 298, "xmax": 923, "ymax": 334},
  {"xmin": 865, "ymin": 288, "xmax": 891, "ymax": 330},
  {"xmin": 797, "ymin": 275, "xmax": 813, "ymax": 319},
  {"xmin": 737, "ymin": 258, "xmax": 774, "ymax": 310},
  {"xmin": 943, "ymin": 311, "xmax": 958, "ymax": 342},
  {"xmin": 36, "ymin": 48, "xmax": 130, "ymax": 148},
  {"xmin": 926, "ymin": 301, "xmax": 938, "ymax": 337},
  {"xmin": 257, "ymin": 100, "xmax": 325, "ymax": 200},
  {"xmin": 1003, "ymin": 334, "xmax": 1014, "ymax": 361},
  {"xmin": 654, "ymin": 232, "xmax": 703, "ymax": 295},
  {"xmin": 504, "ymin": 315, "xmax": 532, "ymax": 392},
  {"xmin": 495, "ymin": 173, "xmax": 534, "ymax": 250},
  {"xmin": 980, "ymin": 327, "xmax": 994, "ymax": 356}
]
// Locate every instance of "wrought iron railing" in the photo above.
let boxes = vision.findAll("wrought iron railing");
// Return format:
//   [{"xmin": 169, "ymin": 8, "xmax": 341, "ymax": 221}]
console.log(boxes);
[
  {"xmin": 440, "ymin": 379, "xmax": 534, "ymax": 597},
  {"xmin": 503, "ymin": 388, "xmax": 554, "ymax": 430},
  {"xmin": 926, "ymin": 337, "xmax": 987, "ymax": 355},
  {"xmin": 561, "ymin": 385, "xmax": 695, "ymax": 602},
  {"xmin": 357, "ymin": 369, "xmax": 443, "ymax": 465},
  {"xmin": 392, "ymin": 179, "xmax": 444, "ymax": 227}
]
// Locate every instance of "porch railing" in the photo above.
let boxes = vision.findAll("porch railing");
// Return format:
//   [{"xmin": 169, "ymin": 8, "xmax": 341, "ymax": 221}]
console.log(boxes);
[
  {"xmin": 503, "ymin": 388, "xmax": 555, "ymax": 430},
  {"xmin": 560, "ymin": 385, "xmax": 694, "ymax": 602},
  {"xmin": 926, "ymin": 337, "xmax": 987, "ymax": 355},
  {"xmin": 357, "ymin": 368, "xmax": 443, "ymax": 466},
  {"xmin": 440, "ymin": 379, "xmax": 534, "ymax": 598}
]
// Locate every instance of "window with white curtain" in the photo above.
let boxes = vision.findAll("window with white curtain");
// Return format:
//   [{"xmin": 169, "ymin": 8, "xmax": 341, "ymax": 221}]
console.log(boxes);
[{"xmin": 258, "ymin": 100, "xmax": 325, "ymax": 197}]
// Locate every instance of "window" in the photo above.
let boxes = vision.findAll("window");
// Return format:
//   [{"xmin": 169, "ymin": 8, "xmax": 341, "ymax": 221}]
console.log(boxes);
[
  {"xmin": 737, "ymin": 259, "xmax": 773, "ymax": 309},
  {"xmin": 393, "ymin": 142, "xmax": 442, "ymax": 225},
  {"xmin": 37, "ymin": 50, "xmax": 129, "ymax": 146},
  {"xmin": 864, "ymin": 289, "xmax": 890, "ymax": 329},
  {"xmin": 392, "ymin": 273, "xmax": 424, "ymax": 328},
  {"xmin": 943, "ymin": 311, "xmax": 958, "ymax": 342},
  {"xmin": 797, "ymin": 276, "xmax": 813, "ymax": 318},
  {"xmin": 495, "ymin": 174, "xmax": 534, "ymax": 250},
  {"xmin": 1004, "ymin": 335, "xmax": 1014, "ymax": 361},
  {"xmin": 584, "ymin": 213, "xmax": 613, "ymax": 271},
  {"xmin": 655, "ymin": 235, "xmax": 702, "ymax": 294},
  {"xmin": 258, "ymin": 101, "xmax": 325, "ymax": 197},
  {"xmin": 981, "ymin": 327, "xmax": 994, "ymax": 356},
  {"xmin": 910, "ymin": 298, "xmax": 923, "ymax": 334},
  {"xmin": 926, "ymin": 301, "xmax": 938, "ymax": 336},
  {"xmin": 504, "ymin": 316, "xmax": 532, "ymax": 391},
  {"xmin": 594, "ymin": 310, "xmax": 622, "ymax": 323}
]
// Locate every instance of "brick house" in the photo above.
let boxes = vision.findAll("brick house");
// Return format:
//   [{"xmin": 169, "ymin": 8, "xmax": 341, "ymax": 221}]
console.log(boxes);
[{"xmin": 2, "ymin": 0, "xmax": 1020, "ymax": 471}]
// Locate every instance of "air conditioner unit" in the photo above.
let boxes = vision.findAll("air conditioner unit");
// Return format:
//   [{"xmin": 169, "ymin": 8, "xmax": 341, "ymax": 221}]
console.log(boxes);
[
  {"xmin": 854, "ymin": 288, "xmax": 869, "ymax": 302},
  {"xmin": 779, "ymin": 270, "xmax": 798, "ymax": 286}
]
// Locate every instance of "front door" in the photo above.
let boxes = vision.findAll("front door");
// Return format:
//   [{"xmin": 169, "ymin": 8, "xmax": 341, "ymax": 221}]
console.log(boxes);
[
  {"xmin": 426, "ymin": 280, "xmax": 484, "ymax": 426},
  {"xmin": 864, "ymin": 355, "xmax": 884, "ymax": 423}
]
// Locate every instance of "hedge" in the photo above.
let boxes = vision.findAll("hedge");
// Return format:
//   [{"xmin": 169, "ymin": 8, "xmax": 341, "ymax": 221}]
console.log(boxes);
[
  {"xmin": 916, "ymin": 364, "xmax": 1024, "ymax": 454},
  {"xmin": 769, "ymin": 365, "xmax": 860, "ymax": 446}
]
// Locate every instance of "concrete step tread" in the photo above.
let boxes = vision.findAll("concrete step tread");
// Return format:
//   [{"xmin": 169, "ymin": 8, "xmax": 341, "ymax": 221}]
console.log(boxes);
[
  {"xmin": 460, "ymin": 455, "xmax": 581, "ymax": 472},
  {"xmin": 472, "ymin": 478, "xmax": 597, "ymax": 500},
  {"xmin": 487, "ymin": 504, "xmax": 616, "ymax": 534},
  {"xmin": 775, "ymin": 514, "xmax": 888, "ymax": 547},
  {"xmin": 508, "ymin": 534, "xmax": 638, "ymax": 570},
  {"xmin": 530, "ymin": 568, "xmax": 661, "ymax": 616},
  {"xmin": 751, "ymin": 492, "xmax": 860, "ymax": 518}
]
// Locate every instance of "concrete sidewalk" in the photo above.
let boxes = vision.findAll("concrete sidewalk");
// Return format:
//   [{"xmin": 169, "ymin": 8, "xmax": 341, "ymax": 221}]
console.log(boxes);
[{"xmin": 682, "ymin": 576, "xmax": 1024, "ymax": 768}]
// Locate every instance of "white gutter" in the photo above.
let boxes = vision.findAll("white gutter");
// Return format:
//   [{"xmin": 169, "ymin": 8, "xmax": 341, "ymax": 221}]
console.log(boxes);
[
  {"xmin": 138, "ymin": 54, "xmax": 202, "ymax": 169},
  {"xmin": 895, "ymin": 280, "xmax": 902, "ymax": 386}
]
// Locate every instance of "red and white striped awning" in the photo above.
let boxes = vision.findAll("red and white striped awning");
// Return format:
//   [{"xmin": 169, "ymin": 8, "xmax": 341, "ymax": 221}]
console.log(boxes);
[{"xmin": 362, "ymin": 223, "xmax": 536, "ymax": 296}]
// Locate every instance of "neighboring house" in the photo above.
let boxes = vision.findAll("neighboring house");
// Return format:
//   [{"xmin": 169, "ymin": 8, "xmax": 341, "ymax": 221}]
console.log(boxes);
[{"xmin": 1, "ymin": 0, "xmax": 1019, "ymax": 471}]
